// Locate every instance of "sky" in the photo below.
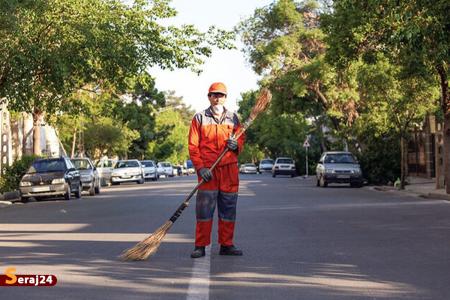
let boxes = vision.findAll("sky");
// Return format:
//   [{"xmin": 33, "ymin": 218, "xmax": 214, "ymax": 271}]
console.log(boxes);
[{"xmin": 151, "ymin": 0, "xmax": 274, "ymax": 113}]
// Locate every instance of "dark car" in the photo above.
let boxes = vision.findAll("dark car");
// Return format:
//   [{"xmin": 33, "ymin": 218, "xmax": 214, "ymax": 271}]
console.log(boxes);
[
  {"xmin": 19, "ymin": 157, "xmax": 82, "ymax": 201},
  {"xmin": 315, "ymin": 151, "xmax": 363, "ymax": 187},
  {"xmin": 71, "ymin": 157, "xmax": 100, "ymax": 196}
]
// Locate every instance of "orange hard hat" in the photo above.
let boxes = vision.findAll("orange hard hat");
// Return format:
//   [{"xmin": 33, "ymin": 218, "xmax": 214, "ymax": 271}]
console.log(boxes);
[{"xmin": 208, "ymin": 82, "xmax": 227, "ymax": 95}]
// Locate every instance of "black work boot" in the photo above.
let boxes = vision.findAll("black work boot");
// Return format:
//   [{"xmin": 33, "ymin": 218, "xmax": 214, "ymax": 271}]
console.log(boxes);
[
  {"xmin": 190, "ymin": 246, "xmax": 206, "ymax": 258},
  {"xmin": 219, "ymin": 245, "xmax": 243, "ymax": 256}
]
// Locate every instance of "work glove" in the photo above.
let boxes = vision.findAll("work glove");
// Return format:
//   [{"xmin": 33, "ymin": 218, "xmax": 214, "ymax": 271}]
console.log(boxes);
[
  {"xmin": 226, "ymin": 136, "xmax": 238, "ymax": 151},
  {"xmin": 198, "ymin": 168, "xmax": 213, "ymax": 182}
]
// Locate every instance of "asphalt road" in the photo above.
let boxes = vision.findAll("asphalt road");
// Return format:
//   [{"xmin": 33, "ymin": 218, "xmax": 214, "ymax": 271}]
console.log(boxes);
[{"xmin": 1, "ymin": 174, "xmax": 450, "ymax": 299}]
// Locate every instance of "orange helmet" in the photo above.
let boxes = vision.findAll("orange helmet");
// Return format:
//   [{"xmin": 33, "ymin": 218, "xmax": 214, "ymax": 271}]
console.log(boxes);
[{"xmin": 208, "ymin": 82, "xmax": 227, "ymax": 95}]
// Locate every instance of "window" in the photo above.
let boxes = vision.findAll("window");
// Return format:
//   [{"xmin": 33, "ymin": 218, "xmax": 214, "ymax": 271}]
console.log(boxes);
[{"xmin": 28, "ymin": 159, "xmax": 66, "ymax": 173}]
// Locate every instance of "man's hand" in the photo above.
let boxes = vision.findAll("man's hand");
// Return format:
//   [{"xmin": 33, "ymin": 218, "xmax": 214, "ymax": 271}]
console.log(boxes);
[
  {"xmin": 198, "ymin": 168, "xmax": 213, "ymax": 182},
  {"xmin": 226, "ymin": 137, "xmax": 238, "ymax": 151}
]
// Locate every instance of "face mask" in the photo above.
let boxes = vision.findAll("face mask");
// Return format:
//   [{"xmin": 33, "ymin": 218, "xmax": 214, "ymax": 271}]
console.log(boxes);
[{"xmin": 211, "ymin": 104, "xmax": 224, "ymax": 115}]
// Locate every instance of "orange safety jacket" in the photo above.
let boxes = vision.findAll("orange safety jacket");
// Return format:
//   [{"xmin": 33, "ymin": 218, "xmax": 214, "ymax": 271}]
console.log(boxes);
[{"xmin": 188, "ymin": 107, "xmax": 245, "ymax": 170}]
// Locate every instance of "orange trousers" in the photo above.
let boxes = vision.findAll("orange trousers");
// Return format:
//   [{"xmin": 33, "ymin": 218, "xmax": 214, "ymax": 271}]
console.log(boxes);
[{"xmin": 195, "ymin": 163, "xmax": 239, "ymax": 247}]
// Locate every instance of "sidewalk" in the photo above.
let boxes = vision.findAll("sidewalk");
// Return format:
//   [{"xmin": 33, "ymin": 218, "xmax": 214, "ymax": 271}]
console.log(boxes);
[{"xmin": 373, "ymin": 176, "xmax": 450, "ymax": 201}]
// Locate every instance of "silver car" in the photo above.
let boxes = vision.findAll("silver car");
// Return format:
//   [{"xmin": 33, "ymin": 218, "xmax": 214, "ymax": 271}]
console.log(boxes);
[
  {"xmin": 71, "ymin": 157, "xmax": 100, "ymax": 196},
  {"xmin": 141, "ymin": 160, "xmax": 158, "ymax": 181},
  {"xmin": 111, "ymin": 159, "xmax": 145, "ymax": 185},
  {"xmin": 316, "ymin": 151, "xmax": 363, "ymax": 188},
  {"xmin": 239, "ymin": 163, "xmax": 258, "ymax": 174}
]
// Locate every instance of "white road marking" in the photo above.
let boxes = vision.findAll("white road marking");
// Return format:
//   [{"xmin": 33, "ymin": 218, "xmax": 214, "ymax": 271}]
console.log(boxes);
[{"xmin": 186, "ymin": 246, "xmax": 211, "ymax": 300}]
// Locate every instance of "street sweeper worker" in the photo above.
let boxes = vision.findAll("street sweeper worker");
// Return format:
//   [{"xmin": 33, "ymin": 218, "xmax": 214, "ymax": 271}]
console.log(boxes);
[{"xmin": 188, "ymin": 82, "xmax": 245, "ymax": 259}]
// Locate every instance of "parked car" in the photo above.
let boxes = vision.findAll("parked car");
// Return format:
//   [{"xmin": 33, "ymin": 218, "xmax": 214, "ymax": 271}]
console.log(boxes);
[
  {"xmin": 111, "ymin": 159, "xmax": 145, "ymax": 185},
  {"xmin": 157, "ymin": 162, "xmax": 174, "ymax": 177},
  {"xmin": 272, "ymin": 157, "xmax": 296, "ymax": 177},
  {"xmin": 258, "ymin": 158, "xmax": 274, "ymax": 173},
  {"xmin": 184, "ymin": 159, "xmax": 196, "ymax": 175},
  {"xmin": 239, "ymin": 163, "xmax": 258, "ymax": 174},
  {"xmin": 315, "ymin": 151, "xmax": 363, "ymax": 187},
  {"xmin": 19, "ymin": 157, "xmax": 82, "ymax": 201},
  {"xmin": 141, "ymin": 160, "xmax": 158, "ymax": 181},
  {"xmin": 71, "ymin": 157, "xmax": 100, "ymax": 196},
  {"xmin": 95, "ymin": 158, "xmax": 117, "ymax": 186}
]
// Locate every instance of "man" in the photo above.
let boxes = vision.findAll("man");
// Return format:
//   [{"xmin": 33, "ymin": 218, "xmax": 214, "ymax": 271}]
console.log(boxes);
[{"xmin": 188, "ymin": 82, "xmax": 245, "ymax": 258}]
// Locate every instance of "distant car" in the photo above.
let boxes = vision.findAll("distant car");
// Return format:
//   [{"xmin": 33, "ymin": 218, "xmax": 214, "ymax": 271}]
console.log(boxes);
[
  {"xmin": 71, "ymin": 157, "xmax": 100, "ymax": 196},
  {"xmin": 173, "ymin": 165, "xmax": 187, "ymax": 176},
  {"xmin": 111, "ymin": 159, "xmax": 145, "ymax": 185},
  {"xmin": 157, "ymin": 162, "xmax": 174, "ymax": 177},
  {"xmin": 239, "ymin": 163, "xmax": 258, "ymax": 174},
  {"xmin": 258, "ymin": 158, "xmax": 274, "ymax": 173},
  {"xmin": 95, "ymin": 158, "xmax": 117, "ymax": 186},
  {"xmin": 272, "ymin": 157, "xmax": 296, "ymax": 177},
  {"xmin": 19, "ymin": 157, "xmax": 82, "ymax": 201},
  {"xmin": 141, "ymin": 160, "xmax": 158, "ymax": 181},
  {"xmin": 315, "ymin": 151, "xmax": 363, "ymax": 187},
  {"xmin": 184, "ymin": 160, "xmax": 196, "ymax": 175}
]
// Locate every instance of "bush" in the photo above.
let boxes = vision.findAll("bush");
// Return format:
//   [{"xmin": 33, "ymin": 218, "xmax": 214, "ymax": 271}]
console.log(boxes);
[{"xmin": 0, "ymin": 155, "xmax": 39, "ymax": 193}]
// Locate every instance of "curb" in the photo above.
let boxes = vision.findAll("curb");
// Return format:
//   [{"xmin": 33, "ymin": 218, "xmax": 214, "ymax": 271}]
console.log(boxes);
[
  {"xmin": 372, "ymin": 186, "xmax": 450, "ymax": 202},
  {"xmin": 0, "ymin": 200, "xmax": 13, "ymax": 208},
  {"xmin": 422, "ymin": 193, "xmax": 450, "ymax": 201}
]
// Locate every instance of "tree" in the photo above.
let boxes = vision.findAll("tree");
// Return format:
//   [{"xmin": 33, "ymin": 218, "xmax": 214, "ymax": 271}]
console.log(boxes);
[
  {"xmin": 0, "ymin": 0, "xmax": 233, "ymax": 155},
  {"xmin": 237, "ymin": 0, "xmax": 360, "ymax": 149},
  {"xmin": 146, "ymin": 108, "xmax": 190, "ymax": 164},
  {"xmin": 322, "ymin": 0, "xmax": 449, "ymax": 190}
]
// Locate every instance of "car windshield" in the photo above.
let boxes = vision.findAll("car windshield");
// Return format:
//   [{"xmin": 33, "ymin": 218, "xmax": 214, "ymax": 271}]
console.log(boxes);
[
  {"xmin": 325, "ymin": 154, "xmax": 357, "ymax": 164},
  {"xmin": 261, "ymin": 159, "xmax": 273, "ymax": 164},
  {"xmin": 161, "ymin": 163, "xmax": 171, "ymax": 167},
  {"xmin": 245, "ymin": 164, "xmax": 256, "ymax": 167},
  {"xmin": 115, "ymin": 161, "xmax": 139, "ymax": 168},
  {"xmin": 72, "ymin": 159, "xmax": 92, "ymax": 170},
  {"xmin": 27, "ymin": 159, "xmax": 66, "ymax": 173},
  {"xmin": 277, "ymin": 159, "xmax": 293, "ymax": 164},
  {"xmin": 141, "ymin": 161, "xmax": 154, "ymax": 167}
]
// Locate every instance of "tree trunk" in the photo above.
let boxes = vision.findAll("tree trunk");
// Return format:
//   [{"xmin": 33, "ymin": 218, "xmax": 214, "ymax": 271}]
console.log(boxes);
[
  {"xmin": 437, "ymin": 64, "xmax": 450, "ymax": 193},
  {"xmin": 71, "ymin": 129, "xmax": 77, "ymax": 158},
  {"xmin": 32, "ymin": 108, "xmax": 42, "ymax": 156},
  {"xmin": 400, "ymin": 135, "xmax": 407, "ymax": 190}
]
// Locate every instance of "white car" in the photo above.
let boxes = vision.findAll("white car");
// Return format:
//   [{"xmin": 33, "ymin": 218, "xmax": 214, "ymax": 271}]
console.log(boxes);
[
  {"xmin": 157, "ymin": 162, "xmax": 174, "ymax": 177},
  {"xmin": 111, "ymin": 159, "xmax": 145, "ymax": 185},
  {"xmin": 258, "ymin": 158, "xmax": 274, "ymax": 173},
  {"xmin": 140, "ymin": 160, "xmax": 158, "ymax": 181},
  {"xmin": 95, "ymin": 158, "xmax": 117, "ymax": 186},
  {"xmin": 272, "ymin": 157, "xmax": 296, "ymax": 177},
  {"xmin": 239, "ymin": 163, "xmax": 258, "ymax": 174}
]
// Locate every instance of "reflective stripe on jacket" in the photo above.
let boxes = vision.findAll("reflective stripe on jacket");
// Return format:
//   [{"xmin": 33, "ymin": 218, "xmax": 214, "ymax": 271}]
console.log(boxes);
[{"xmin": 188, "ymin": 107, "xmax": 245, "ymax": 170}]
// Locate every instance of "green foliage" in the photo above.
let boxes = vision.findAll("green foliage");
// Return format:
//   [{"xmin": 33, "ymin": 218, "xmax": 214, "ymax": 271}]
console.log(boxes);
[
  {"xmin": 0, "ymin": 0, "xmax": 233, "ymax": 117},
  {"xmin": 146, "ymin": 108, "xmax": 190, "ymax": 164},
  {"xmin": 83, "ymin": 117, "xmax": 139, "ymax": 159},
  {"xmin": 0, "ymin": 155, "xmax": 39, "ymax": 193}
]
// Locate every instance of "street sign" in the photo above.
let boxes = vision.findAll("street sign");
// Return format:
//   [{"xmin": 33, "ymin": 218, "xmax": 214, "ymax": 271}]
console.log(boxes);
[{"xmin": 303, "ymin": 140, "xmax": 310, "ymax": 148}]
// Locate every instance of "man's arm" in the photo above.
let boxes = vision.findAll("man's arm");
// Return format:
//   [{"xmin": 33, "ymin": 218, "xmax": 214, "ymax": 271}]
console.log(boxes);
[{"xmin": 188, "ymin": 115, "xmax": 205, "ymax": 170}]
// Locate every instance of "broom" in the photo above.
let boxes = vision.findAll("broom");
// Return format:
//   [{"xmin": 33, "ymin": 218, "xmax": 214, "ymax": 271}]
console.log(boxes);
[{"xmin": 120, "ymin": 88, "xmax": 272, "ymax": 261}]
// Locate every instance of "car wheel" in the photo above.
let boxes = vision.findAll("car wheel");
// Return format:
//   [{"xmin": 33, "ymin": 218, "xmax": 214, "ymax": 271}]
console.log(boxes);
[
  {"xmin": 319, "ymin": 176, "xmax": 328, "ymax": 187},
  {"xmin": 75, "ymin": 184, "xmax": 82, "ymax": 198},
  {"xmin": 95, "ymin": 181, "xmax": 100, "ymax": 194},
  {"xmin": 64, "ymin": 186, "xmax": 71, "ymax": 200},
  {"xmin": 137, "ymin": 176, "xmax": 144, "ymax": 184},
  {"xmin": 89, "ymin": 182, "xmax": 95, "ymax": 196}
]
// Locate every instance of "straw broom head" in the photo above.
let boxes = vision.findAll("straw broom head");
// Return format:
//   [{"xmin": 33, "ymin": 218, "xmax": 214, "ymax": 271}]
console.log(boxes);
[
  {"xmin": 239, "ymin": 88, "xmax": 272, "ymax": 134},
  {"xmin": 120, "ymin": 220, "xmax": 173, "ymax": 261}
]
